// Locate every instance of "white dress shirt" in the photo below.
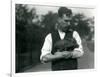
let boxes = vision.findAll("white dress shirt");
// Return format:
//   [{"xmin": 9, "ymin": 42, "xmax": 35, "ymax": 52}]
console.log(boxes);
[{"xmin": 40, "ymin": 30, "xmax": 84, "ymax": 61}]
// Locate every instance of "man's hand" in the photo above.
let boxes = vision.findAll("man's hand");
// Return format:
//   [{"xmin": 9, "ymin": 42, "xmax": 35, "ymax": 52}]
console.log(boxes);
[
  {"xmin": 54, "ymin": 51, "xmax": 64, "ymax": 58},
  {"xmin": 62, "ymin": 51, "xmax": 72, "ymax": 59}
]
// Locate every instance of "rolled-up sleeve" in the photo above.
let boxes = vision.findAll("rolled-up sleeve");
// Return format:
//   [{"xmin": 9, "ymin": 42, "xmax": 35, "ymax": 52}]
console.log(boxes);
[
  {"xmin": 40, "ymin": 33, "xmax": 52, "ymax": 62},
  {"xmin": 72, "ymin": 31, "xmax": 84, "ymax": 58}
]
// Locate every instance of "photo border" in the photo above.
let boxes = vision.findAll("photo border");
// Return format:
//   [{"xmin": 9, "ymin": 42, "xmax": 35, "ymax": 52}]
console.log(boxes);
[{"xmin": 11, "ymin": 0, "xmax": 97, "ymax": 77}]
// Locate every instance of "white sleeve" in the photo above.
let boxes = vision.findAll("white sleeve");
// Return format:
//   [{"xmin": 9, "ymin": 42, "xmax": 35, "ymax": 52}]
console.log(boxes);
[
  {"xmin": 40, "ymin": 33, "xmax": 52, "ymax": 61},
  {"xmin": 72, "ymin": 31, "xmax": 84, "ymax": 58}
]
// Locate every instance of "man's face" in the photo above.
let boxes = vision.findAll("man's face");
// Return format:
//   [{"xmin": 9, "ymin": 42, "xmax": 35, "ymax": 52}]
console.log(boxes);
[{"xmin": 58, "ymin": 14, "xmax": 72, "ymax": 32}]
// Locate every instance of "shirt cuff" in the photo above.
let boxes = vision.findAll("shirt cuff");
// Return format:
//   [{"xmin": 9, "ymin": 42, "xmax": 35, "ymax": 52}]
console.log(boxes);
[
  {"xmin": 40, "ymin": 51, "xmax": 51, "ymax": 63},
  {"xmin": 71, "ymin": 48, "xmax": 84, "ymax": 58}
]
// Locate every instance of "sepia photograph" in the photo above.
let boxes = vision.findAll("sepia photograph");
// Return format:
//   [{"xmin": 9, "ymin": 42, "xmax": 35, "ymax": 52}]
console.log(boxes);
[{"xmin": 15, "ymin": 4, "xmax": 95, "ymax": 73}]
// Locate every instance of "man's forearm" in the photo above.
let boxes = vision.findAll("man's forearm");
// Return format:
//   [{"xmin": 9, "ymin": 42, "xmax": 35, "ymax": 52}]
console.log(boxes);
[{"xmin": 41, "ymin": 53, "xmax": 63, "ymax": 63}]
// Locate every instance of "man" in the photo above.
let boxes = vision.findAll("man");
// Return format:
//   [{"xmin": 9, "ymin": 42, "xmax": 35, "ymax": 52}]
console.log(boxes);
[{"xmin": 40, "ymin": 7, "xmax": 84, "ymax": 71}]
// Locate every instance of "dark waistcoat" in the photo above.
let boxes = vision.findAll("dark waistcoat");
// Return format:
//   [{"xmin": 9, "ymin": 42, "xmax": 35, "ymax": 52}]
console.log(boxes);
[{"xmin": 51, "ymin": 30, "xmax": 78, "ymax": 71}]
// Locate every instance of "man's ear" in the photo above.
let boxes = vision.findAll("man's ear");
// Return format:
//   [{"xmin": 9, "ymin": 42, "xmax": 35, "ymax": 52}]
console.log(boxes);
[
  {"xmin": 57, "ymin": 18, "xmax": 63, "ymax": 24},
  {"xmin": 63, "ymin": 14, "xmax": 67, "ymax": 18}
]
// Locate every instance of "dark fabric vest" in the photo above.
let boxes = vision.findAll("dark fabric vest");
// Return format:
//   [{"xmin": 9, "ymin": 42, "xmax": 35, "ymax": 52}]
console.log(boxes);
[{"xmin": 51, "ymin": 30, "xmax": 78, "ymax": 71}]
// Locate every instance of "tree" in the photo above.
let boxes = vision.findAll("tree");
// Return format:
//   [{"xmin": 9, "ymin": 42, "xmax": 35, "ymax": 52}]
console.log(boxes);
[
  {"xmin": 71, "ymin": 13, "xmax": 93, "ymax": 39},
  {"xmin": 42, "ymin": 11, "xmax": 58, "ymax": 33},
  {"xmin": 16, "ymin": 4, "xmax": 45, "ymax": 72}
]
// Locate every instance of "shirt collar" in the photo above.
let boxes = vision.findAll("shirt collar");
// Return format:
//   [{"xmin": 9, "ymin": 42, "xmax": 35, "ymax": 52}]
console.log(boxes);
[{"xmin": 58, "ymin": 29, "xmax": 65, "ymax": 34}]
